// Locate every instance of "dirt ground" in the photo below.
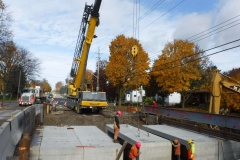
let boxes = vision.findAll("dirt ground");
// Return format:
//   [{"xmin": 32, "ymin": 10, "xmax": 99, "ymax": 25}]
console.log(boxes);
[{"xmin": 43, "ymin": 107, "xmax": 146, "ymax": 132}]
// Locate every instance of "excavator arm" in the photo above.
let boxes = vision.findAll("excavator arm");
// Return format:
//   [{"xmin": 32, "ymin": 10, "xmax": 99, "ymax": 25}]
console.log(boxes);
[{"xmin": 209, "ymin": 70, "xmax": 240, "ymax": 114}]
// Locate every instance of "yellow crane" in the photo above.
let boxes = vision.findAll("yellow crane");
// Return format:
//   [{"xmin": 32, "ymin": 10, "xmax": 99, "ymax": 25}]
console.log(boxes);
[{"xmin": 67, "ymin": 0, "xmax": 107, "ymax": 114}]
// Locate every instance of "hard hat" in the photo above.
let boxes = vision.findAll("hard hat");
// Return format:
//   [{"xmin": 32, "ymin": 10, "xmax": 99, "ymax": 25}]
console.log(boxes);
[
  {"xmin": 188, "ymin": 139, "xmax": 193, "ymax": 144},
  {"xmin": 117, "ymin": 111, "xmax": 122, "ymax": 115},
  {"xmin": 173, "ymin": 139, "xmax": 178, "ymax": 145},
  {"xmin": 136, "ymin": 142, "xmax": 141, "ymax": 148}
]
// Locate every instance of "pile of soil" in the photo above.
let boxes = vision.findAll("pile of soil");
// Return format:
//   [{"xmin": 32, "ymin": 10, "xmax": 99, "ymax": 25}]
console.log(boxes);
[{"xmin": 43, "ymin": 108, "xmax": 145, "ymax": 132}]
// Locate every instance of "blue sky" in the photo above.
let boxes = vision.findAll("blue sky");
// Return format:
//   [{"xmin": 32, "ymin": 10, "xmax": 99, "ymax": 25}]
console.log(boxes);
[{"xmin": 6, "ymin": 0, "xmax": 240, "ymax": 89}]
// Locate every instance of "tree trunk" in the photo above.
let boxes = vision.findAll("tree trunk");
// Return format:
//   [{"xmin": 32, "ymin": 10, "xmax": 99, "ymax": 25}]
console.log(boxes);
[
  {"xmin": 2, "ymin": 92, "xmax": 6, "ymax": 100},
  {"xmin": 118, "ymin": 86, "xmax": 122, "ymax": 106},
  {"xmin": 181, "ymin": 96, "xmax": 185, "ymax": 108}
]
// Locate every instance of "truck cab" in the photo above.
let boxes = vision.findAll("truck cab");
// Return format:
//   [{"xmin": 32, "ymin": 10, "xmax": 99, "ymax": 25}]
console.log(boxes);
[{"xmin": 18, "ymin": 88, "xmax": 35, "ymax": 106}]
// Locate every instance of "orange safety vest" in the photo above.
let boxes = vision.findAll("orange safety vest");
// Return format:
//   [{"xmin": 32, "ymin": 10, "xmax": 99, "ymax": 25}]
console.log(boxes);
[{"xmin": 129, "ymin": 144, "xmax": 140, "ymax": 159}]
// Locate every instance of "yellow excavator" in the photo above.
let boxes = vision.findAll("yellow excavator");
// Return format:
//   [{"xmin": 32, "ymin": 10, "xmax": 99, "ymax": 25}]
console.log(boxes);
[
  {"xmin": 209, "ymin": 70, "xmax": 240, "ymax": 114},
  {"xmin": 67, "ymin": 0, "xmax": 107, "ymax": 114}
]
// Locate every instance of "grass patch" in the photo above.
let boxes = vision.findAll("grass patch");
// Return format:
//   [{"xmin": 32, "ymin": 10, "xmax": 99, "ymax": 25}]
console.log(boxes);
[{"xmin": 0, "ymin": 95, "xmax": 17, "ymax": 102}]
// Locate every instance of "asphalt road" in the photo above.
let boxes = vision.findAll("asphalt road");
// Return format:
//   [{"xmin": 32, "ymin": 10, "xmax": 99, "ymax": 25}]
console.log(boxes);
[{"xmin": 1, "ymin": 101, "xmax": 17, "ymax": 107}]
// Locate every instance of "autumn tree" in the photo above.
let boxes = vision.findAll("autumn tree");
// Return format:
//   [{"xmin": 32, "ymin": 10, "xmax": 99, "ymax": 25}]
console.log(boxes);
[
  {"xmin": 39, "ymin": 79, "xmax": 52, "ymax": 92},
  {"xmin": 55, "ymin": 81, "xmax": 63, "ymax": 93},
  {"xmin": 152, "ymin": 39, "xmax": 205, "ymax": 108},
  {"xmin": 0, "ymin": 42, "xmax": 41, "ymax": 99},
  {"xmin": 0, "ymin": 1, "xmax": 41, "ymax": 99},
  {"xmin": 106, "ymin": 35, "xmax": 150, "ymax": 106},
  {"xmin": 84, "ymin": 69, "xmax": 93, "ymax": 90},
  {"xmin": 29, "ymin": 79, "xmax": 51, "ymax": 92}
]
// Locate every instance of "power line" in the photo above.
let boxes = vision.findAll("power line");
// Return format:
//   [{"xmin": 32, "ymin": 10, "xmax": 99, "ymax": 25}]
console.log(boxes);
[
  {"xmin": 187, "ymin": 15, "xmax": 240, "ymax": 40},
  {"xmin": 149, "ymin": 39, "xmax": 240, "ymax": 71},
  {"xmin": 156, "ymin": 44, "xmax": 240, "ymax": 71},
  {"xmin": 148, "ymin": 19, "xmax": 240, "ymax": 57},
  {"xmin": 114, "ymin": 40, "xmax": 240, "ymax": 79},
  {"xmin": 130, "ymin": 44, "xmax": 240, "ymax": 79},
  {"xmin": 148, "ymin": 37, "xmax": 240, "ymax": 61},
  {"xmin": 191, "ymin": 18, "xmax": 240, "ymax": 42},
  {"xmin": 193, "ymin": 22, "xmax": 240, "ymax": 43},
  {"xmin": 97, "ymin": 0, "xmax": 186, "ymax": 58},
  {"xmin": 97, "ymin": 0, "xmax": 181, "ymax": 53},
  {"xmin": 96, "ymin": 0, "xmax": 166, "ymax": 51},
  {"xmin": 139, "ymin": 0, "xmax": 185, "ymax": 32}
]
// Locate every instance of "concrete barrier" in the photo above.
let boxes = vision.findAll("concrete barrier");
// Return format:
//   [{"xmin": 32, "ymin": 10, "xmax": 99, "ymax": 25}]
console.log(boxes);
[
  {"xmin": 0, "ymin": 122, "xmax": 12, "ymax": 160},
  {"xmin": 0, "ymin": 104, "xmax": 43, "ymax": 160}
]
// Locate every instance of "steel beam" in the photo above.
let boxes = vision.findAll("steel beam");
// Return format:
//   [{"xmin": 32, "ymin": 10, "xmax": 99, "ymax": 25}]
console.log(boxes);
[{"xmin": 142, "ymin": 106, "xmax": 240, "ymax": 130}]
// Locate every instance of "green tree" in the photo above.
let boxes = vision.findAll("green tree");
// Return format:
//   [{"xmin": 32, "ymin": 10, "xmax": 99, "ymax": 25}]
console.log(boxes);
[
  {"xmin": 106, "ymin": 35, "xmax": 150, "ymax": 106},
  {"xmin": 144, "ymin": 73, "xmax": 170, "ymax": 106}
]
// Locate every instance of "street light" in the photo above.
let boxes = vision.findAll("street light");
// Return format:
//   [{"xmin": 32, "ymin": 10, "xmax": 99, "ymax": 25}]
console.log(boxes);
[
  {"xmin": 17, "ymin": 69, "xmax": 21, "ymax": 101},
  {"xmin": 17, "ymin": 59, "xmax": 31, "ymax": 101}
]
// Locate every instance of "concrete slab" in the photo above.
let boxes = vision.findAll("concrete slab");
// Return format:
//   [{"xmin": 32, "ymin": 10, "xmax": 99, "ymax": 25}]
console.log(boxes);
[
  {"xmin": 105, "ymin": 124, "xmax": 171, "ymax": 160},
  {"xmin": 142, "ymin": 125, "xmax": 240, "ymax": 160},
  {"xmin": 30, "ymin": 126, "xmax": 123, "ymax": 160}
]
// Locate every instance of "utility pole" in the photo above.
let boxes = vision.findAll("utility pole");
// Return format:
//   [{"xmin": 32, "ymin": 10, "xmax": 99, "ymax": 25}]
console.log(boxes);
[
  {"xmin": 17, "ymin": 70, "xmax": 21, "ymax": 101},
  {"xmin": 96, "ymin": 48, "xmax": 100, "ymax": 92}
]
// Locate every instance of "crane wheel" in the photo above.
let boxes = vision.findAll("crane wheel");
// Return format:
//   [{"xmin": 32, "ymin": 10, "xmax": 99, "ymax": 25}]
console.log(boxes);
[{"xmin": 75, "ymin": 106, "xmax": 82, "ymax": 114}]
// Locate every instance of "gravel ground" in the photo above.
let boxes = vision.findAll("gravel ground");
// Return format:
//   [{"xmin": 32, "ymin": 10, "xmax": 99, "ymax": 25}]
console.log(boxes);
[{"xmin": 43, "ymin": 107, "xmax": 146, "ymax": 132}]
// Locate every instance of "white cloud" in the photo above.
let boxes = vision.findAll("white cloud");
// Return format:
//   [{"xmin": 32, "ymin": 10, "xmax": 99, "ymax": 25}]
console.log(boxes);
[{"xmin": 6, "ymin": 0, "xmax": 240, "ymax": 88}]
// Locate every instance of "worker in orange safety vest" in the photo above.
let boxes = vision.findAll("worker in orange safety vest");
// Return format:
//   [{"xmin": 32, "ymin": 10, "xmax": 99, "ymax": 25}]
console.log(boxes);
[
  {"xmin": 172, "ymin": 139, "xmax": 181, "ymax": 160},
  {"xmin": 129, "ymin": 142, "xmax": 142, "ymax": 160},
  {"xmin": 113, "ymin": 110, "xmax": 122, "ymax": 143},
  {"xmin": 187, "ymin": 139, "xmax": 195, "ymax": 160}
]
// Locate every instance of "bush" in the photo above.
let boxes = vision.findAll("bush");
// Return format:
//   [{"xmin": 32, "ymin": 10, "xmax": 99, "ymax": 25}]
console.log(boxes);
[{"xmin": 144, "ymin": 97, "xmax": 154, "ymax": 105}]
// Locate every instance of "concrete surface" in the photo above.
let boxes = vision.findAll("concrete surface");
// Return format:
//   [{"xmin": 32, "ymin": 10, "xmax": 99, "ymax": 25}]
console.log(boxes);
[
  {"xmin": 105, "ymin": 124, "xmax": 171, "ymax": 160},
  {"xmin": 142, "ymin": 125, "xmax": 240, "ymax": 160},
  {"xmin": 30, "ymin": 126, "xmax": 123, "ymax": 160}
]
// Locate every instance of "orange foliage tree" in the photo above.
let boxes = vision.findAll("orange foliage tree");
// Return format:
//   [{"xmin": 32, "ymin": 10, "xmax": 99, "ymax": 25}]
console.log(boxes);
[
  {"xmin": 152, "ymin": 39, "xmax": 202, "ymax": 108},
  {"xmin": 106, "ymin": 35, "xmax": 150, "ymax": 106},
  {"xmin": 55, "ymin": 81, "xmax": 63, "ymax": 93},
  {"xmin": 85, "ymin": 69, "xmax": 93, "ymax": 84},
  {"xmin": 30, "ymin": 79, "xmax": 52, "ymax": 93}
]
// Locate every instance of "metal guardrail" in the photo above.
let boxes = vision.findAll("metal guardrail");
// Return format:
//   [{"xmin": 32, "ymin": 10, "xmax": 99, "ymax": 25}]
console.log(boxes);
[{"xmin": 142, "ymin": 106, "xmax": 240, "ymax": 130}]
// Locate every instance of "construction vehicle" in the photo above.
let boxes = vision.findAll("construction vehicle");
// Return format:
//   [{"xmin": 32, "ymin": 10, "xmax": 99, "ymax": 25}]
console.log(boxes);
[
  {"xmin": 209, "ymin": 70, "xmax": 240, "ymax": 114},
  {"xmin": 67, "ymin": 0, "xmax": 107, "ymax": 113},
  {"xmin": 19, "ymin": 86, "xmax": 46, "ymax": 106}
]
